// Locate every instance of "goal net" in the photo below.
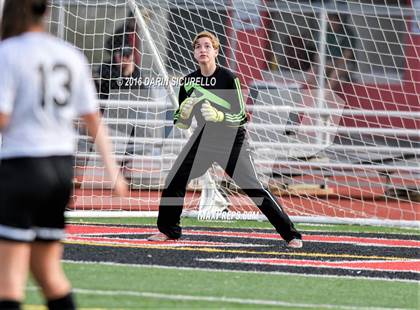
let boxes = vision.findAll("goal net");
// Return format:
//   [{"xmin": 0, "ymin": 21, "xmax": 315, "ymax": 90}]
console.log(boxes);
[{"xmin": 46, "ymin": 0, "xmax": 419, "ymax": 227}]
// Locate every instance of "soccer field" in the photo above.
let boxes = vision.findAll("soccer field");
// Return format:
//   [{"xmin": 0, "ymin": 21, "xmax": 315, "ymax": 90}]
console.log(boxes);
[
  {"xmin": 25, "ymin": 219, "xmax": 419, "ymax": 309},
  {"xmin": 0, "ymin": 1, "xmax": 419, "ymax": 310}
]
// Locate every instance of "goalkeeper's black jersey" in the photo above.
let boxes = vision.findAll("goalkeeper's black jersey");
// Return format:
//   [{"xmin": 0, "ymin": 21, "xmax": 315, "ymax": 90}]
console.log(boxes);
[{"xmin": 174, "ymin": 66, "xmax": 248, "ymax": 132}]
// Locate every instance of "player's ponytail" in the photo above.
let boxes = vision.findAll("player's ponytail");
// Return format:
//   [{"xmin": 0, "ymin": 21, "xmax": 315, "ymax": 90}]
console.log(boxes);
[{"xmin": 1, "ymin": 0, "xmax": 48, "ymax": 40}]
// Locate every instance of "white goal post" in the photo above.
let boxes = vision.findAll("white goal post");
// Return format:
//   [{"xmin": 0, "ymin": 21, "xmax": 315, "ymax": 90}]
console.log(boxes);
[{"xmin": 43, "ymin": 0, "xmax": 420, "ymax": 227}]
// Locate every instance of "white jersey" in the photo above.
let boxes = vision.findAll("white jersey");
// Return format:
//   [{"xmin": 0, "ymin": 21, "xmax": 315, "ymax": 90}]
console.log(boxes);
[{"xmin": 0, "ymin": 32, "xmax": 98, "ymax": 159}]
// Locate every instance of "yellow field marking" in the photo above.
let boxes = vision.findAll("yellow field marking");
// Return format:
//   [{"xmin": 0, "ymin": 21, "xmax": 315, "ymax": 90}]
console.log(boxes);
[
  {"xmin": 64, "ymin": 240, "xmax": 412, "ymax": 261},
  {"xmin": 24, "ymin": 306, "xmax": 105, "ymax": 310},
  {"xmin": 23, "ymin": 306, "xmax": 46, "ymax": 310}
]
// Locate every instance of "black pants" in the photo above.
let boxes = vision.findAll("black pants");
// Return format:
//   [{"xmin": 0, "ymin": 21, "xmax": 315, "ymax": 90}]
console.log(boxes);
[{"xmin": 157, "ymin": 128, "xmax": 301, "ymax": 242}]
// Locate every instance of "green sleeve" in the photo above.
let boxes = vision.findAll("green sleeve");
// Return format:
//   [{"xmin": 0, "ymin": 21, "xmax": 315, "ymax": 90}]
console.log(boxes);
[{"xmin": 224, "ymin": 78, "xmax": 247, "ymax": 126}]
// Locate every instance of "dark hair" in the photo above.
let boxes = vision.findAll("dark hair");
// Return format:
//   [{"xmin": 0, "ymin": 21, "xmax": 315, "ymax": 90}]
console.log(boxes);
[
  {"xmin": 1, "ymin": 0, "xmax": 48, "ymax": 40},
  {"xmin": 111, "ymin": 46, "xmax": 133, "ymax": 62}
]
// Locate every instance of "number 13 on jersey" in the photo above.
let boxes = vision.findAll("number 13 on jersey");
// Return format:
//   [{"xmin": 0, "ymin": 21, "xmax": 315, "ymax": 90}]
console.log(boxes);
[{"xmin": 38, "ymin": 63, "xmax": 72, "ymax": 109}]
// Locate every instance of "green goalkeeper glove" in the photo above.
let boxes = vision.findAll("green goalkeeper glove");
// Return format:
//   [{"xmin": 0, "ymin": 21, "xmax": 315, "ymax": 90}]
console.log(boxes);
[
  {"xmin": 200, "ymin": 101, "xmax": 224, "ymax": 122},
  {"xmin": 179, "ymin": 96, "xmax": 198, "ymax": 119}
]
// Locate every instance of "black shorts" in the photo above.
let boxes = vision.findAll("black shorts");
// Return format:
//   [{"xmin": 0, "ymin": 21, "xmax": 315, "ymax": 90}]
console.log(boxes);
[{"xmin": 0, "ymin": 156, "xmax": 73, "ymax": 242}]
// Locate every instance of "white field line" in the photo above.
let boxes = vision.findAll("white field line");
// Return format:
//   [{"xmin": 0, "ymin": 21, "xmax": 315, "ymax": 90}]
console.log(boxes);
[
  {"xmin": 63, "ymin": 260, "xmax": 420, "ymax": 284},
  {"xmin": 26, "ymin": 286, "xmax": 412, "ymax": 310}
]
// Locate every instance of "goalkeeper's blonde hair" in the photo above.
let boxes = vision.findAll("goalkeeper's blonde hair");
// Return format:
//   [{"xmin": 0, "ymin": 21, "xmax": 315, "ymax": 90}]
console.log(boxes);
[{"xmin": 192, "ymin": 31, "xmax": 220, "ymax": 50}]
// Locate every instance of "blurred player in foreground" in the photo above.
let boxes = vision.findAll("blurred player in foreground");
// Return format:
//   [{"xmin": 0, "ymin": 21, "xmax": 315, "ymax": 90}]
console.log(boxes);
[
  {"xmin": 148, "ymin": 31, "xmax": 302, "ymax": 248},
  {"xmin": 0, "ymin": 1, "xmax": 128, "ymax": 309}
]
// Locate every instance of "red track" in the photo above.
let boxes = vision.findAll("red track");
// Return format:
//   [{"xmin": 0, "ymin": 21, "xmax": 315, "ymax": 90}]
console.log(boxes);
[{"xmin": 70, "ymin": 187, "xmax": 419, "ymax": 221}]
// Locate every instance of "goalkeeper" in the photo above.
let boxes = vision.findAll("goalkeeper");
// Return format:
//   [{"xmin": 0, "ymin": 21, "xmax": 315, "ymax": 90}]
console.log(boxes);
[{"xmin": 148, "ymin": 31, "xmax": 302, "ymax": 248}]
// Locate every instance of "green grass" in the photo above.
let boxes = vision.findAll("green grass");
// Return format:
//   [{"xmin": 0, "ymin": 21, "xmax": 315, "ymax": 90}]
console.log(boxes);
[
  {"xmin": 25, "ymin": 262, "xmax": 419, "ymax": 309},
  {"xmin": 68, "ymin": 217, "xmax": 420, "ymax": 235}
]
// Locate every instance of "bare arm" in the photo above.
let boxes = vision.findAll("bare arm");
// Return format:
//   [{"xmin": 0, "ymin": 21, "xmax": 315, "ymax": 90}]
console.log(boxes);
[
  {"xmin": 81, "ymin": 112, "xmax": 128, "ymax": 196},
  {"xmin": 0, "ymin": 113, "xmax": 10, "ymax": 131}
]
